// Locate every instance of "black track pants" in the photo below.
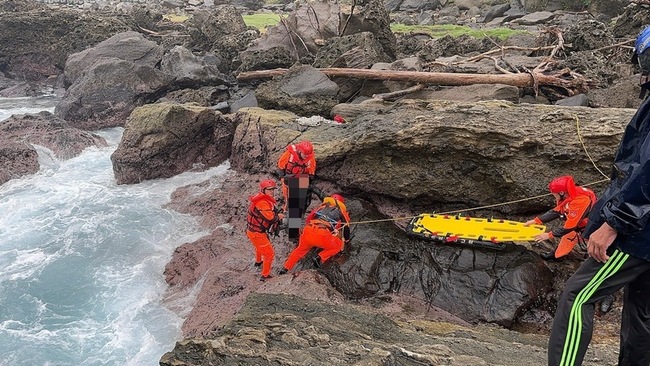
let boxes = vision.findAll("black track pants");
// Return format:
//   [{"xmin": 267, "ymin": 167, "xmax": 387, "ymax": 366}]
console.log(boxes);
[{"xmin": 548, "ymin": 249, "xmax": 650, "ymax": 366}]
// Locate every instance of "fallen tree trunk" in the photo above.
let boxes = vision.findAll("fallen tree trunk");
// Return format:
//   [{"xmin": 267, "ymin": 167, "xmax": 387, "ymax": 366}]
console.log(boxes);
[{"xmin": 237, "ymin": 66, "xmax": 594, "ymax": 96}]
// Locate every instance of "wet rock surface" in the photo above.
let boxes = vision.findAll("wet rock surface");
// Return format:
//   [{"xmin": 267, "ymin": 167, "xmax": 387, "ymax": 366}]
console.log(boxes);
[
  {"xmin": 110, "ymin": 102, "xmax": 235, "ymax": 184},
  {"xmin": 0, "ymin": 111, "xmax": 107, "ymax": 159},
  {"xmin": 160, "ymin": 293, "xmax": 619, "ymax": 366},
  {"xmin": 1, "ymin": 1, "xmax": 646, "ymax": 363}
]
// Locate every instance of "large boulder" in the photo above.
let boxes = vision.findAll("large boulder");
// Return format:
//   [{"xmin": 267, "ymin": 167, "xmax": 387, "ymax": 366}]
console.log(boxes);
[
  {"xmin": 160, "ymin": 45, "xmax": 234, "ymax": 86},
  {"xmin": 111, "ymin": 103, "xmax": 236, "ymax": 184},
  {"xmin": 185, "ymin": 6, "xmax": 256, "ymax": 73},
  {"xmin": 255, "ymin": 64, "xmax": 339, "ymax": 117},
  {"xmin": 63, "ymin": 31, "xmax": 164, "ymax": 86},
  {"xmin": 230, "ymin": 100, "xmax": 635, "ymax": 214},
  {"xmin": 0, "ymin": 5, "xmax": 132, "ymax": 80},
  {"xmin": 186, "ymin": 6, "xmax": 248, "ymax": 51},
  {"xmin": 55, "ymin": 58, "xmax": 172, "ymax": 130}
]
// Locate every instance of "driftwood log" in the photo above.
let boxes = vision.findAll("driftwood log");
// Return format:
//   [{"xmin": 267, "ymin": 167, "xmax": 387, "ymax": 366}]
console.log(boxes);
[{"xmin": 237, "ymin": 66, "xmax": 595, "ymax": 97}]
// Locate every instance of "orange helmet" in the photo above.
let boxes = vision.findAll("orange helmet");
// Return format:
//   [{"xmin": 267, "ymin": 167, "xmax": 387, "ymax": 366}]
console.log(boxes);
[
  {"xmin": 296, "ymin": 140, "xmax": 313, "ymax": 156},
  {"xmin": 548, "ymin": 176, "xmax": 574, "ymax": 196},
  {"xmin": 331, "ymin": 194, "xmax": 345, "ymax": 204},
  {"xmin": 259, "ymin": 179, "xmax": 277, "ymax": 191}
]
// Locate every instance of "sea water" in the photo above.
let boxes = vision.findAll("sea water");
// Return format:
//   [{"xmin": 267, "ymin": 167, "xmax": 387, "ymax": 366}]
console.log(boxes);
[{"xmin": 0, "ymin": 97, "xmax": 225, "ymax": 365}]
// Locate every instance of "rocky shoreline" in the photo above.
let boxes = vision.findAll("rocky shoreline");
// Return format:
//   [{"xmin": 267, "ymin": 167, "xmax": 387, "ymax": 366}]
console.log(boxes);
[{"xmin": 2, "ymin": 0, "xmax": 649, "ymax": 364}]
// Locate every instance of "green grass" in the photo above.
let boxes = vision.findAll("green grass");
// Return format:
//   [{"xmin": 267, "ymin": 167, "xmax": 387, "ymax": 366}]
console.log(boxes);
[
  {"xmin": 390, "ymin": 24, "xmax": 528, "ymax": 39},
  {"xmin": 162, "ymin": 13, "xmax": 189, "ymax": 23},
  {"xmin": 243, "ymin": 13, "xmax": 286, "ymax": 32},
  {"xmin": 241, "ymin": 15, "xmax": 527, "ymax": 39}
]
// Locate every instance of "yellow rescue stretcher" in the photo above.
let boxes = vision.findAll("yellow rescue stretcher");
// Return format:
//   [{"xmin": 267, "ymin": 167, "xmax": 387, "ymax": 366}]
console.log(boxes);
[{"xmin": 407, "ymin": 213, "xmax": 546, "ymax": 250}]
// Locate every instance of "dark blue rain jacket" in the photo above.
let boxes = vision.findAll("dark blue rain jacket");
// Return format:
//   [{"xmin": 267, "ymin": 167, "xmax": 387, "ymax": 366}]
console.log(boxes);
[{"xmin": 583, "ymin": 97, "xmax": 650, "ymax": 261}]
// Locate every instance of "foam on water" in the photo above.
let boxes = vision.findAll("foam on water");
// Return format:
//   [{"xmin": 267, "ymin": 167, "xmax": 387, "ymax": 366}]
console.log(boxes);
[{"xmin": 0, "ymin": 102, "xmax": 229, "ymax": 365}]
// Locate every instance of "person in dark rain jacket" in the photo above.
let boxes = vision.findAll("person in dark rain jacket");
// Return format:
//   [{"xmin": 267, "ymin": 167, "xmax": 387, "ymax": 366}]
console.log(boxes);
[{"xmin": 546, "ymin": 90, "xmax": 650, "ymax": 365}]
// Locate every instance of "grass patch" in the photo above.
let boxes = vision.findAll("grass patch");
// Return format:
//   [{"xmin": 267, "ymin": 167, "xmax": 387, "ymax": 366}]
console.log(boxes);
[
  {"xmin": 391, "ymin": 24, "xmax": 528, "ymax": 39},
  {"xmin": 162, "ymin": 13, "xmax": 190, "ymax": 23},
  {"xmin": 243, "ymin": 13, "xmax": 286, "ymax": 32},
  {"xmin": 239, "ymin": 14, "xmax": 528, "ymax": 39}
]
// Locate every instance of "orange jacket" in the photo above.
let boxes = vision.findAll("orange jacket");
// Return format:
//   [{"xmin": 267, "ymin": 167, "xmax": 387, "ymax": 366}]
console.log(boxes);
[
  {"xmin": 246, "ymin": 192, "xmax": 280, "ymax": 233},
  {"xmin": 305, "ymin": 197, "xmax": 350, "ymax": 232},
  {"xmin": 533, "ymin": 185, "xmax": 597, "ymax": 238},
  {"xmin": 277, "ymin": 144, "xmax": 316, "ymax": 176}
]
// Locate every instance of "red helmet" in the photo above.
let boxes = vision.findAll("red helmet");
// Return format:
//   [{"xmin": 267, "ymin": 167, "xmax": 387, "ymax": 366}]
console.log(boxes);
[
  {"xmin": 331, "ymin": 194, "xmax": 345, "ymax": 204},
  {"xmin": 296, "ymin": 140, "xmax": 314, "ymax": 156},
  {"xmin": 259, "ymin": 179, "xmax": 277, "ymax": 191},
  {"xmin": 548, "ymin": 176, "xmax": 574, "ymax": 196}
]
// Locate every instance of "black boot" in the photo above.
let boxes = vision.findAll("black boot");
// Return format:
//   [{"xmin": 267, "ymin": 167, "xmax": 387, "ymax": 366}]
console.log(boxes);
[
  {"xmin": 254, "ymin": 261, "xmax": 262, "ymax": 268},
  {"xmin": 540, "ymin": 251, "xmax": 557, "ymax": 261},
  {"xmin": 600, "ymin": 294, "xmax": 614, "ymax": 313},
  {"xmin": 260, "ymin": 275, "xmax": 272, "ymax": 282},
  {"xmin": 278, "ymin": 268, "xmax": 288, "ymax": 275}
]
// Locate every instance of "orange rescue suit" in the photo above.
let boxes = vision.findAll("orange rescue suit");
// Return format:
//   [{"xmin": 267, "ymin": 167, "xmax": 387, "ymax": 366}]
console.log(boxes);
[
  {"xmin": 283, "ymin": 197, "xmax": 350, "ymax": 270},
  {"xmin": 277, "ymin": 144, "xmax": 316, "ymax": 208},
  {"xmin": 246, "ymin": 192, "xmax": 280, "ymax": 277},
  {"xmin": 533, "ymin": 186, "xmax": 597, "ymax": 258}
]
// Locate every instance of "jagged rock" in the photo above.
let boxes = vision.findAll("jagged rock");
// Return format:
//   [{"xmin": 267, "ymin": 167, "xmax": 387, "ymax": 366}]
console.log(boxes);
[
  {"xmin": 188, "ymin": 5, "xmax": 248, "ymax": 47},
  {"xmin": 555, "ymin": 93, "xmax": 589, "ymax": 106},
  {"xmin": 236, "ymin": 46, "xmax": 295, "ymax": 74},
  {"xmin": 0, "ymin": 111, "xmax": 107, "ymax": 160},
  {"xmin": 229, "ymin": 89, "xmax": 258, "ymax": 112},
  {"xmin": 240, "ymin": 0, "xmax": 396, "ymax": 65},
  {"xmin": 510, "ymin": 11, "xmax": 555, "ymax": 25},
  {"xmin": 313, "ymin": 32, "xmax": 394, "ymax": 101},
  {"xmin": 187, "ymin": 6, "xmax": 257, "ymax": 73},
  {"xmin": 588, "ymin": 74, "xmax": 643, "ymax": 109},
  {"xmin": 328, "ymin": 216, "xmax": 553, "ymax": 325},
  {"xmin": 254, "ymin": 64, "xmax": 339, "ymax": 117},
  {"xmin": 417, "ymin": 35, "xmax": 494, "ymax": 62},
  {"xmin": 361, "ymin": 56, "xmax": 423, "ymax": 95},
  {"xmin": 0, "ymin": 81, "xmax": 39, "ymax": 97},
  {"xmin": 160, "ymin": 45, "xmax": 234, "ymax": 86},
  {"xmin": 161, "ymin": 85, "xmax": 230, "ymax": 106},
  {"xmin": 483, "ymin": 3, "xmax": 510, "ymax": 23},
  {"xmin": 230, "ymin": 100, "xmax": 635, "ymax": 214},
  {"xmin": 409, "ymin": 84, "xmax": 520, "ymax": 103},
  {"xmin": 399, "ymin": 0, "xmax": 439, "ymax": 11},
  {"xmin": 110, "ymin": 103, "xmax": 235, "ymax": 184},
  {"xmin": 0, "ymin": 111, "xmax": 107, "ymax": 185},
  {"xmin": 0, "ymin": 7, "xmax": 132, "ymax": 80},
  {"xmin": 213, "ymin": 30, "xmax": 261, "ymax": 73},
  {"xmin": 159, "ymin": 293, "xmax": 619, "ymax": 365},
  {"xmin": 563, "ymin": 19, "xmax": 615, "ymax": 52},
  {"xmin": 63, "ymin": 31, "xmax": 163, "ymax": 86},
  {"xmin": 55, "ymin": 58, "xmax": 172, "ymax": 130},
  {"xmin": 0, "ymin": 142, "xmax": 39, "ymax": 185}
]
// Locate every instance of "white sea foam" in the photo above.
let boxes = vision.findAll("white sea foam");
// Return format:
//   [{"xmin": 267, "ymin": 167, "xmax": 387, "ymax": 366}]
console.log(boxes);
[{"xmin": 0, "ymin": 99, "xmax": 226, "ymax": 365}]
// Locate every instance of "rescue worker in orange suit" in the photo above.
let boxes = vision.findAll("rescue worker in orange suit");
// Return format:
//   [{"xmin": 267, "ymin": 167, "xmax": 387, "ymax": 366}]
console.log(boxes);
[
  {"xmin": 276, "ymin": 140, "xmax": 316, "ymax": 210},
  {"xmin": 245, "ymin": 179, "xmax": 284, "ymax": 281},
  {"xmin": 525, "ymin": 175, "xmax": 597, "ymax": 261},
  {"xmin": 279, "ymin": 194, "xmax": 350, "ymax": 273}
]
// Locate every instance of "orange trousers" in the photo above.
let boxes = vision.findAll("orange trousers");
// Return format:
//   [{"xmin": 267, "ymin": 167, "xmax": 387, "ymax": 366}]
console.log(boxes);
[
  {"xmin": 283, "ymin": 224, "xmax": 343, "ymax": 270},
  {"xmin": 246, "ymin": 230, "xmax": 275, "ymax": 277},
  {"xmin": 555, "ymin": 231, "xmax": 582, "ymax": 258}
]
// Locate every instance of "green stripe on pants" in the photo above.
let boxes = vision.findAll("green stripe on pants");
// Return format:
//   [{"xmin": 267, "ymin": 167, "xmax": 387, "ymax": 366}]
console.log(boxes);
[{"xmin": 559, "ymin": 250, "xmax": 629, "ymax": 366}]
